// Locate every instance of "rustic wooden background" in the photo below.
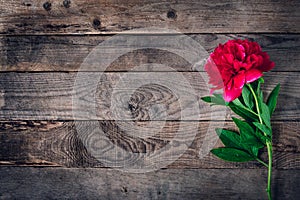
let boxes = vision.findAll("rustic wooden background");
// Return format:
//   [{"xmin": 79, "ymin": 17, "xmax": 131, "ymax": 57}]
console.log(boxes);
[{"xmin": 0, "ymin": 0, "xmax": 299, "ymax": 199}]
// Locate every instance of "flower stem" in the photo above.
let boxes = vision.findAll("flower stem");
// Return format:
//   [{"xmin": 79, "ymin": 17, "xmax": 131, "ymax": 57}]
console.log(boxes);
[
  {"xmin": 266, "ymin": 142, "xmax": 273, "ymax": 200},
  {"xmin": 243, "ymin": 106, "xmax": 260, "ymax": 117},
  {"xmin": 247, "ymin": 84, "xmax": 262, "ymax": 123},
  {"xmin": 256, "ymin": 158, "xmax": 268, "ymax": 168},
  {"xmin": 247, "ymin": 84, "xmax": 272, "ymax": 200}
]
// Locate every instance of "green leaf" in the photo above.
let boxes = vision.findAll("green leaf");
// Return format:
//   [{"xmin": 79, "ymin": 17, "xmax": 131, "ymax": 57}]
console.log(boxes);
[
  {"xmin": 215, "ymin": 128, "xmax": 241, "ymax": 149},
  {"xmin": 253, "ymin": 126, "xmax": 269, "ymax": 144},
  {"xmin": 250, "ymin": 77, "xmax": 264, "ymax": 95},
  {"xmin": 213, "ymin": 93, "xmax": 223, "ymax": 99},
  {"xmin": 211, "ymin": 147, "xmax": 255, "ymax": 162},
  {"xmin": 201, "ymin": 94, "xmax": 226, "ymax": 106},
  {"xmin": 232, "ymin": 98, "xmax": 246, "ymax": 108},
  {"xmin": 259, "ymin": 90, "xmax": 263, "ymax": 101},
  {"xmin": 212, "ymin": 94, "xmax": 227, "ymax": 105},
  {"xmin": 261, "ymin": 102, "xmax": 271, "ymax": 128},
  {"xmin": 201, "ymin": 96, "xmax": 213, "ymax": 103},
  {"xmin": 232, "ymin": 117, "xmax": 264, "ymax": 149},
  {"xmin": 232, "ymin": 117, "xmax": 255, "ymax": 135},
  {"xmin": 250, "ymin": 80, "xmax": 264, "ymax": 114},
  {"xmin": 253, "ymin": 122, "xmax": 272, "ymax": 137},
  {"xmin": 228, "ymin": 103, "xmax": 258, "ymax": 122},
  {"xmin": 249, "ymin": 146, "xmax": 260, "ymax": 157},
  {"xmin": 258, "ymin": 77, "xmax": 265, "ymax": 84},
  {"xmin": 242, "ymin": 86, "xmax": 254, "ymax": 109},
  {"xmin": 267, "ymin": 84, "xmax": 280, "ymax": 116}
]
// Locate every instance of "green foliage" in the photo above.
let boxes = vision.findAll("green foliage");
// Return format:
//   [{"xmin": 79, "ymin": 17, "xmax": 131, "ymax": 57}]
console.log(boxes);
[
  {"xmin": 201, "ymin": 78, "xmax": 279, "ymax": 165},
  {"xmin": 267, "ymin": 84, "xmax": 280, "ymax": 116},
  {"xmin": 232, "ymin": 117, "xmax": 263, "ymax": 148},
  {"xmin": 261, "ymin": 102, "xmax": 271, "ymax": 128},
  {"xmin": 211, "ymin": 147, "xmax": 255, "ymax": 162},
  {"xmin": 201, "ymin": 96, "xmax": 212, "ymax": 103},
  {"xmin": 228, "ymin": 99, "xmax": 258, "ymax": 122},
  {"xmin": 215, "ymin": 128, "xmax": 241, "ymax": 149},
  {"xmin": 201, "ymin": 93, "xmax": 227, "ymax": 106},
  {"xmin": 253, "ymin": 122, "xmax": 272, "ymax": 137},
  {"xmin": 242, "ymin": 86, "xmax": 254, "ymax": 109},
  {"xmin": 213, "ymin": 125, "xmax": 264, "ymax": 160}
]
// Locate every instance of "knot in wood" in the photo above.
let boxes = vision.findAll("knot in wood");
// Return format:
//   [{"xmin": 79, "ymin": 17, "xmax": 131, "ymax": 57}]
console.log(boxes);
[
  {"xmin": 63, "ymin": 0, "xmax": 71, "ymax": 8},
  {"xmin": 167, "ymin": 9, "xmax": 177, "ymax": 19},
  {"xmin": 93, "ymin": 18, "xmax": 101, "ymax": 28},
  {"xmin": 43, "ymin": 2, "xmax": 52, "ymax": 11}
]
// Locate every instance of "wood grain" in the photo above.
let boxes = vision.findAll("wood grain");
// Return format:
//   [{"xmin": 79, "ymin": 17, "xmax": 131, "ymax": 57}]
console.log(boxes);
[
  {"xmin": 0, "ymin": 0, "xmax": 298, "ymax": 198},
  {"xmin": 0, "ymin": 121, "xmax": 299, "ymax": 169},
  {"xmin": 1, "ymin": 34, "xmax": 299, "ymax": 72},
  {"xmin": 0, "ymin": 167, "xmax": 299, "ymax": 200},
  {"xmin": 0, "ymin": 0, "xmax": 299, "ymax": 34},
  {"xmin": 0, "ymin": 72, "xmax": 298, "ymax": 121}
]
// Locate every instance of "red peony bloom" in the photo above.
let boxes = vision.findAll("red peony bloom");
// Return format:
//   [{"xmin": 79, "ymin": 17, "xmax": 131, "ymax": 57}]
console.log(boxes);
[{"xmin": 204, "ymin": 39, "xmax": 275, "ymax": 102}]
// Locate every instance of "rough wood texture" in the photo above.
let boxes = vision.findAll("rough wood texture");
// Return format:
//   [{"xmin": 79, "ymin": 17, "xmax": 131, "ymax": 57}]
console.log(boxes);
[
  {"xmin": 1, "ymin": 34, "xmax": 299, "ymax": 72},
  {"xmin": 0, "ymin": 0, "xmax": 299, "ymax": 34},
  {"xmin": 0, "ymin": 72, "xmax": 298, "ymax": 120},
  {"xmin": 1, "ymin": 1, "xmax": 299, "ymax": 198},
  {"xmin": 0, "ymin": 121, "xmax": 299, "ymax": 169},
  {"xmin": 0, "ymin": 167, "xmax": 299, "ymax": 200}
]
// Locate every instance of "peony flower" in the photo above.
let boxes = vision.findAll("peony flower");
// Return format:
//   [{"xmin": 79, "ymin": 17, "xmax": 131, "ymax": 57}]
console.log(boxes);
[{"xmin": 204, "ymin": 39, "xmax": 275, "ymax": 102}]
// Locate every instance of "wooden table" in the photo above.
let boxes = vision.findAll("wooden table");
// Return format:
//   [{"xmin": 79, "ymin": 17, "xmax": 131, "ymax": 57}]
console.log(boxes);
[{"xmin": 0, "ymin": 0, "xmax": 299, "ymax": 199}]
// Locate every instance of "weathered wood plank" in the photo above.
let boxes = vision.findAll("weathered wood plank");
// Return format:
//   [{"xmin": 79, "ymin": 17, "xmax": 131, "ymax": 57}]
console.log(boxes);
[
  {"xmin": 0, "ymin": 72, "xmax": 298, "ymax": 120},
  {"xmin": 1, "ymin": 34, "xmax": 299, "ymax": 72},
  {"xmin": 0, "ymin": 167, "xmax": 299, "ymax": 200},
  {"xmin": 0, "ymin": 121, "xmax": 299, "ymax": 169},
  {"xmin": 0, "ymin": 0, "xmax": 299, "ymax": 34}
]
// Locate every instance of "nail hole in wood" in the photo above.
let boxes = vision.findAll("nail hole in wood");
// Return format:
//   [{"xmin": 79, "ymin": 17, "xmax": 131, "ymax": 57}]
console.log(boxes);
[
  {"xmin": 167, "ymin": 9, "xmax": 177, "ymax": 19},
  {"xmin": 43, "ymin": 2, "xmax": 52, "ymax": 11},
  {"xmin": 63, "ymin": 0, "xmax": 71, "ymax": 8},
  {"xmin": 93, "ymin": 18, "xmax": 101, "ymax": 28}
]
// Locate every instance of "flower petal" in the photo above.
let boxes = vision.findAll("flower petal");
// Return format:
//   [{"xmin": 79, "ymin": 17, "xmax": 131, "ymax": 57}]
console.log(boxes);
[
  {"xmin": 204, "ymin": 57, "xmax": 224, "ymax": 90},
  {"xmin": 257, "ymin": 52, "xmax": 275, "ymax": 72},
  {"xmin": 223, "ymin": 53, "xmax": 234, "ymax": 64},
  {"xmin": 233, "ymin": 72, "xmax": 245, "ymax": 89},
  {"xmin": 224, "ymin": 86, "xmax": 243, "ymax": 102},
  {"xmin": 235, "ymin": 44, "xmax": 246, "ymax": 61},
  {"xmin": 203, "ymin": 39, "xmax": 275, "ymax": 102},
  {"xmin": 245, "ymin": 69, "xmax": 263, "ymax": 83}
]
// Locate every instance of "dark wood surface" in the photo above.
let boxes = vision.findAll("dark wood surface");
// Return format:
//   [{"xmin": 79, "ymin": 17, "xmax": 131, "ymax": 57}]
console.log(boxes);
[
  {"xmin": 0, "ymin": 0, "xmax": 299, "ymax": 34},
  {"xmin": 0, "ymin": 72, "xmax": 298, "ymax": 120},
  {"xmin": 0, "ymin": 0, "xmax": 299, "ymax": 199},
  {"xmin": 0, "ymin": 168, "xmax": 299, "ymax": 200},
  {"xmin": 0, "ymin": 121, "xmax": 299, "ymax": 169},
  {"xmin": 1, "ymin": 34, "xmax": 299, "ymax": 72}
]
